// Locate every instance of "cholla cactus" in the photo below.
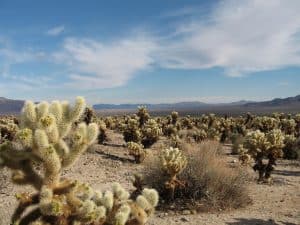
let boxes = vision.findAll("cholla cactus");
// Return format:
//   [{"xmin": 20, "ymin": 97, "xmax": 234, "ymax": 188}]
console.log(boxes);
[
  {"xmin": 239, "ymin": 152, "xmax": 252, "ymax": 165},
  {"xmin": 82, "ymin": 107, "xmax": 96, "ymax": 125},
  {"xmin": 171, "ymin": 111, "xmax": 179, "ymax": 125},
  {"xmin": 97, "ymin": 120, "xmax": 109, "ymax": 144},
  {"xmin": 283, "ymin": 135, "xmax": 299, "ymax": 159},
  {"xmin": 280, "ymin": 118, "xmax": 296, "ymax": 135},
  {"xmin": 0, "ymin": 116, "xmax": 19, "ymax": 142},
  {"xmin": 294, "ymin": 113, "xmax": 300, "ymax": 137},
  {"xmin": 137, "ymin": 106, "xmax": 150, "ymax": 127},
  {"xmin": 170, "ymin": 135, "xmax": 182, "ymax": 148},
  {"xmin": 192, "ymin": 129, "xmax": 207, "ymax": 143},
  {"xmin": 252, "ymin": 116, "xmax": 279, "ymax": 132},
  {"xmin": 0, "ymin": 97, "xmax": 159, "ymax": 225},
  {"xmin": 127, "ymin": 142, "xmax": 146, "ymax": 163},
  {"xmin": 220, "ymin": 118, "xmax": 233, "ymax": 143},
  {"xmin": 181, "ymin": 116, "xmax": 193, "ymax": 129},
  {"xmin": 105, "ymin": 117, "xmax": 117, "ymax": 130},
  {"xmin": 123, "ymin": 119, "xmax": 142, "ymax": 143},
  {"xmin": 244, "ymin": 129, "xmax": 285, "ymax": 182},
  {"xmin": 141, "ymin": 119, "xmax": 162, "ymax": 148},
  {"xmin": 160, "ymin": 147, "xmax": 187, "ymax": 200},
  {"xmin": 207, "ymin": 127, "xmax": 220, "ymax": 141},
  {"xmin": 163, "ymin": 124, "xmax": 178, "ymax": 137}
]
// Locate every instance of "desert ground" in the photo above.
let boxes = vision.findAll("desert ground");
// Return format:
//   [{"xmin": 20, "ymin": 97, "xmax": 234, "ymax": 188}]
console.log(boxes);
[{"xmin": 0, "ymin": 131, "xmax": 299, "ymax": 225}]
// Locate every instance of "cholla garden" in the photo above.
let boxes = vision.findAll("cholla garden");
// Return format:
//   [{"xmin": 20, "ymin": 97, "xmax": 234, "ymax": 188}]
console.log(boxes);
[
  {"xmin": 0, "ymin": 96, "xmax": 299, "ymax": 225},
  {"xmin": 0, "ymin": 97, "xmax": 158, "ymax": 225}
]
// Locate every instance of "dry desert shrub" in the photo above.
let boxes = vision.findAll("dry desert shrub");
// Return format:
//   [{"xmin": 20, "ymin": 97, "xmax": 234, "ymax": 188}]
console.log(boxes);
[{"xmin": 141, "ymin": 141, "xmax": 251, "ymax": 211}]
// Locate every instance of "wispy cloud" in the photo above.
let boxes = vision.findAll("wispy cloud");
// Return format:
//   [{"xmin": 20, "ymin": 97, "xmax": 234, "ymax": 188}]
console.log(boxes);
[
  {"xmin": 2, "ymin": 0, "xmax": 300, "ymax": 93},
  {"xmin": 0, "ymin": 44, "xmax": 45, "ymax": 77},
  {"xmin": 158, "ymin": 0, "xmax": 300, "ymax": 76},
  {"xmin": 54, "ymin": 37, "xmax": 157, "ymax": 89},
  {"xmin": 46, "ymin": 25, "xmax": 65, "ymax": 36}
]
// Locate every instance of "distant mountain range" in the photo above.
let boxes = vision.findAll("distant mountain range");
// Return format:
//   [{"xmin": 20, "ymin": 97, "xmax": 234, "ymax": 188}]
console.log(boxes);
[
  {"xmin": 0, "ymin": 95, "xmax": 299, "ymax": 115},
  {"xmin": 0, "ymin": 97, "xmax": 24, "ymax": 114},
  {"xmin": 244, "ymin": 95, "xmax": 300, "ymax": 107},
  {"xmin": 93, "ymin": 101, "xmax": 211, "ymax": 110},
  {"xmin": 93, "ymin": 96, "xmax": 300, "ymax": 111}
]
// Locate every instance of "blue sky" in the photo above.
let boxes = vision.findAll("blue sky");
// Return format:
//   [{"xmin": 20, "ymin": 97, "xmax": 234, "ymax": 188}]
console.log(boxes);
[{"xmin": 0, "ymin": 0, "xmax": 300, "ymax": 104}]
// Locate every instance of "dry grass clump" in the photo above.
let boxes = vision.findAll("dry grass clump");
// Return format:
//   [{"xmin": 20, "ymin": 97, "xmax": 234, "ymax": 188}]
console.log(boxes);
[{"xmin": 142, "ymin": 141, "xmax": 251, "ymax": 211}]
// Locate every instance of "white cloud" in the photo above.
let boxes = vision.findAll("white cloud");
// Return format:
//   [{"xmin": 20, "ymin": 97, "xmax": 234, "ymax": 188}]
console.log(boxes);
[
  {"xmin": 46, "ymin": 25, "xmax": 65, "ymax": 36},
  {"xmin": 54, "ymin": 0, "xmax": 300, "ymax": 89},
  {"xmin": 158, "ymin": 0, "xmax": 300, "ymax": 76},
  {"xmin": 54, "ymin": 37, "xmax": 157, "ymax": 89},
  {"xmin": 0, "ymin": 45, "xmax": 45, "ymax": 77},
  {"xmin": 2, "ymin": 0, "xmax": 300, "ymax": 92}
]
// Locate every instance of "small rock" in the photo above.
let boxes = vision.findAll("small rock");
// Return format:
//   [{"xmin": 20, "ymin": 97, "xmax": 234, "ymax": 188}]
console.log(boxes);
[
  {"xmin": 191, "ymin": 210, "xmax": 197, "ymax": 215},
  {"xmin": 180, "ymin": 217, "xmax": 189, "ymax": 222},
  {"xmin": 182, "ymin": 210, "xmax": 191, "ymax": 215}
]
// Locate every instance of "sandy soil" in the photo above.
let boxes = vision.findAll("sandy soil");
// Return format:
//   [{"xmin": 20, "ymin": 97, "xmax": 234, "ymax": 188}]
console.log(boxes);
[{"xmin": 0, "ymin": 131, "xmax": 299, "ymax": 225}]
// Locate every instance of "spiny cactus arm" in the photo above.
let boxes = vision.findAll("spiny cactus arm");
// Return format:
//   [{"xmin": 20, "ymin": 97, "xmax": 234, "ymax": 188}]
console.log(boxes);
[
  {"xmin": 50, "ymin": 97, "xmax": 86, "ymax": 139},
  {"xmin": 39, "ymin": 186, "xmax": 63, "ymax": 216},
  {"xmin": 36, "ymin": 102, "xmax": 50, "ymax": 120},
  {"xmin": 20, "ymin": 101, "xmax": 37, "ymax": 129},
  {"xmin": 33, "ymin": 130, "xmax": 61, "ymax": 187},
  {"xmin": 49, "ymin": 101, "xmax": 70, "ymax": 138},
  {"xmin": 114, "ymin": 204, "xmax": 131, "ymax": 225},
  {"xmin": 136, "ymin": 196, "xmax": 153, "ymax": 216},
  {"xmin": 140, "ymin": 188, "xmax": 159, "ymax": 209},
  {"xmin": 49, "ymin": 101, "xmax": 63, "ymax": 122},
  {"xmin": 133, "ymin": 188, "xmax": 159, "ymax": 224},
  {"xmin": 61, "ymin": 123, "xmax": 98, "ymax": 168},
  {"xmin": 38, "ymin": 115, "xmax": 59, "ymax": 144},
  {"xmin": 101, "ymin": 190, "xmax": 114, "ymax": 211},
  {"xmin": 66, "ymin": 193, "xmax": 84, "ymax": 213},
  {"xmin": 76, "ymin": 200, "xmax": 100, "ymax": 223},
  {"xmin": 67, "ymin": 96, "xmax": 86, "ymax": 122},
  {"xmin": 54, "ymin": 139, "xmax": 70, "ymax": 157},
  {"xmin": 112, "ymin": 182, "xmax": 130, "ymax": 201}
]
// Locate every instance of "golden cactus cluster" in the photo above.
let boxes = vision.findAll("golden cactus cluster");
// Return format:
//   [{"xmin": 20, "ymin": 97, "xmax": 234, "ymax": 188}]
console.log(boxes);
[
  {"xmin": 0, "ymin": 97, "xmax": 159, "ymax": 225},
  {"xmin": 0, "ymin": 116, "xmax": 19, "ymax": 142},
  {"xmin": 160, "ymin": 147, "xmax": 187, "ymax": 200},
  {"xmin": 161, "ymin": 147, "xmax": 187, "ymax": 178},
  {"xmin": 127, "ymin": 142, "xmax": 146, "ymax": 163},
  {"xmin": 141, "ymin": 119, "xmax": 162, "ymax": 148}
]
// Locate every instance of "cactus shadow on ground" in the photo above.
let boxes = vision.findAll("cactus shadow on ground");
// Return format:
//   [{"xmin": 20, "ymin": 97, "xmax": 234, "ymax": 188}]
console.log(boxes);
[
  {"xmin": 273, "ymin": 169, "xmax": 300, "ymax": 177},
  {"xmin": 95, "ymin": 149, "xmax": 136, "ymax": 163},
  {"xmin": 103, "ymin": 143, "xmax": 125, "ymax": 147},
  {"xmin": 226, "ymin": 218, "xmax": 297, "ymax": 225}
]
